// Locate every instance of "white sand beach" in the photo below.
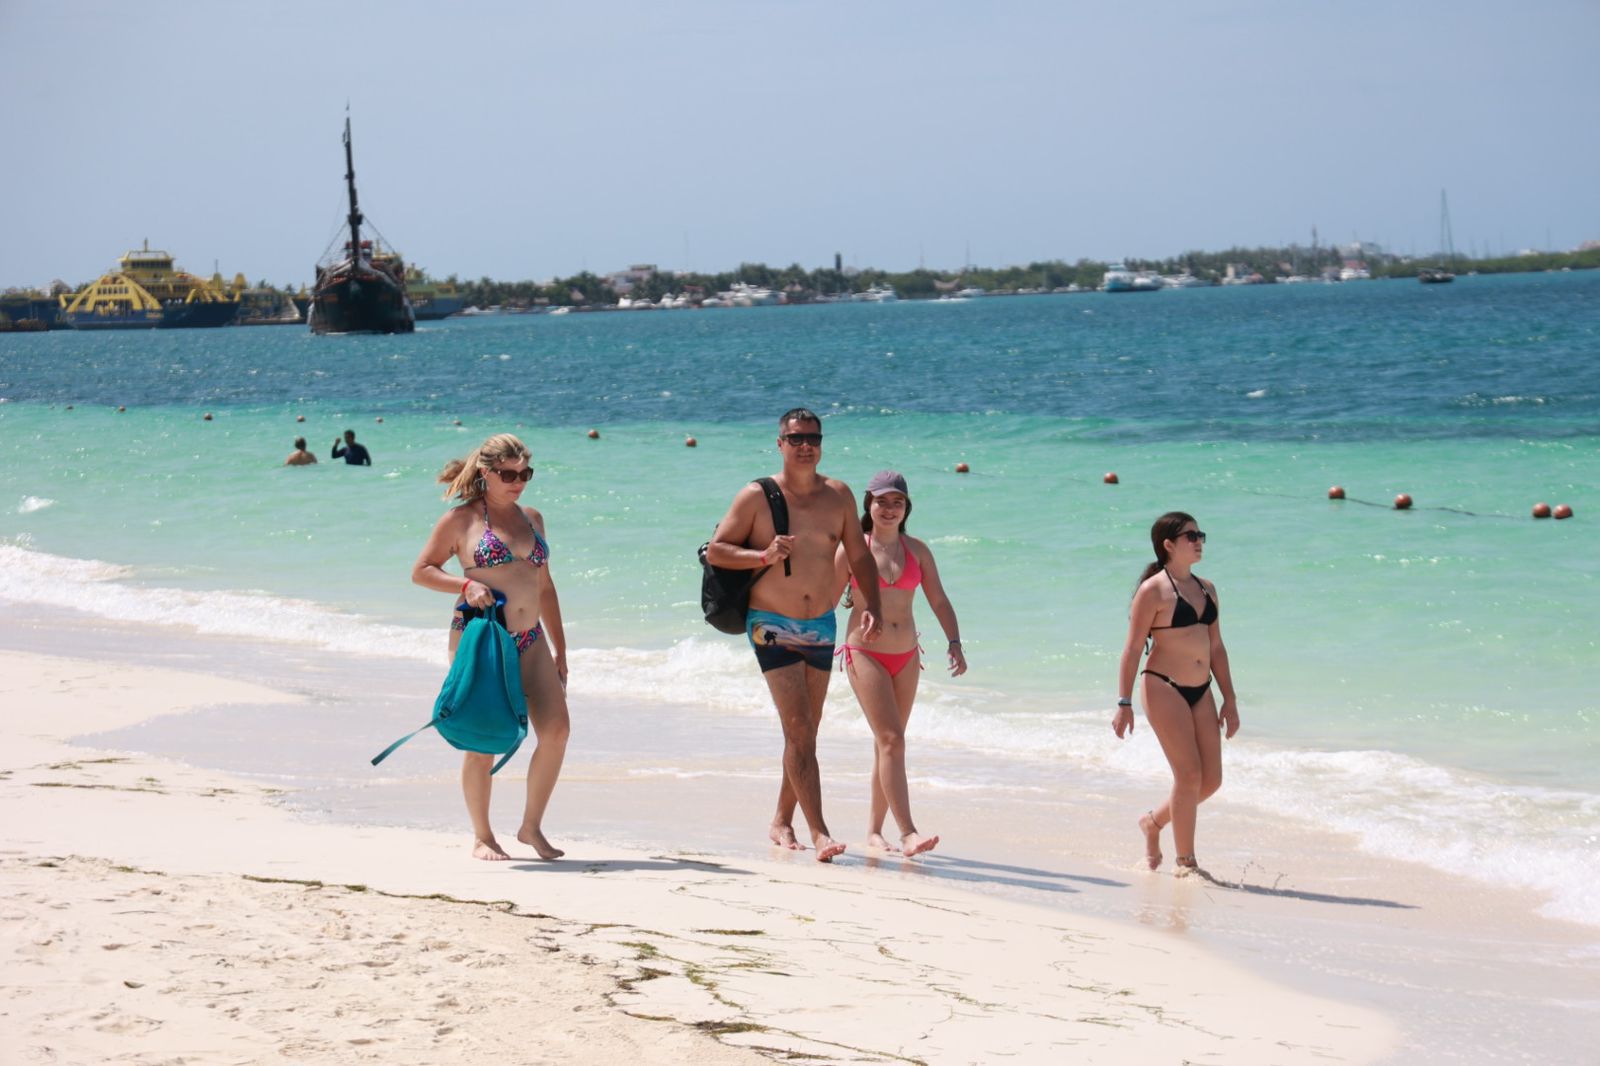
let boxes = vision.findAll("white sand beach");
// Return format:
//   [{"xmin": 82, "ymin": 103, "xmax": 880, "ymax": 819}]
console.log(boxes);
[{"xmin": 1, "ymin": 608, "xmax": 1595, "ymax": 1064}]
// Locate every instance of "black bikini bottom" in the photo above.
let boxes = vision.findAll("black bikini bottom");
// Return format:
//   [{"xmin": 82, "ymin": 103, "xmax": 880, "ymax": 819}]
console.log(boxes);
[{"xmin": 1142, "ymin": 670, "xmax": 1212, "ymax": 708}]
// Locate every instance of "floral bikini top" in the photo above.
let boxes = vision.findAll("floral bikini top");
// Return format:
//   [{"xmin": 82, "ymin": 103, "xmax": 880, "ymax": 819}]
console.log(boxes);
[{"xmin": 472, "ymin": 502, "xmax": 549, "ymax": 569}]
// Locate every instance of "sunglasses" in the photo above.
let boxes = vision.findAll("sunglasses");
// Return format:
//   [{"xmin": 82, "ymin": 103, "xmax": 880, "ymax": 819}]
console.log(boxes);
[
  {"xmin": 781, "ymin": 432, "xmax": 823, "ymax": 447},
  {"xmin": 1177, "ymin": 530, "xmax": 1207, "ymax": 544},
  {"xmin": 489, "ymin": 467, "xmax": 534, "ymax": 484}
]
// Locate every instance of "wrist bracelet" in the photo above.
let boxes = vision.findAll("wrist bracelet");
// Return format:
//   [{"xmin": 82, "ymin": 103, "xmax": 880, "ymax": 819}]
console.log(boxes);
[
  {"xmin": 461, "ymin": 579, "xmax": 471, "ymax": 598},
  {"xmin": 948, "ymin": 639, "xmax": 961, "ymax": 646},
  {"xmin": 1116, "ymin": 697, "xmax": 1133, "ymax": 706}
]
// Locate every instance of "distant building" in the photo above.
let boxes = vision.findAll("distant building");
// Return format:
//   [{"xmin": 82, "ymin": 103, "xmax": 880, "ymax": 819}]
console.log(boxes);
[{"xmin": 604, "ymin": 264, "xmax": 657, "ymax": 295}]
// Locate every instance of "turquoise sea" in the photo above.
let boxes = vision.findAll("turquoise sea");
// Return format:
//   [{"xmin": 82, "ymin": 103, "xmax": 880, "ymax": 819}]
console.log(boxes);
[{"xmin": 2, "ymin": 272, "xmax": 1597, "ymax": 924}]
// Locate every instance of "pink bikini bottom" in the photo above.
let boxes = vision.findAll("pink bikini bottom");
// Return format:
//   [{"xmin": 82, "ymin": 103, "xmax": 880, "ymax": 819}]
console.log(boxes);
[{"xmin": 839, "ymin": 644, "xmax": 921, "ymax": 678}]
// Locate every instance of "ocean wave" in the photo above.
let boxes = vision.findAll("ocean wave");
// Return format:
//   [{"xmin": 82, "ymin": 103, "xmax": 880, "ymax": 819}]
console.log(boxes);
[
  {"xmin": 17, "ymin": 496, "xmax": 55, "ymax": 514},
  {"xmin": 1, "ymin": 540, "xmax": 1596, "ymax": 928}
]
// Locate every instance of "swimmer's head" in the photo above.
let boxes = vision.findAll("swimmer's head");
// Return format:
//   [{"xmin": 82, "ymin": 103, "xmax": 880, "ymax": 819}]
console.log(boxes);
[{"xmin": 293, "ymin": 437, "xmax": 306, "ymax": 450}]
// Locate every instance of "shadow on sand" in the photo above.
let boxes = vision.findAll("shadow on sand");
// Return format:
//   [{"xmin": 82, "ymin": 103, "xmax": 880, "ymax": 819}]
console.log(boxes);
[
  {"xmin": 851, "ymin": 851, "xmax": 1132, "ymax": 897},
  {"xmin": 1189, "ymin": 866, "xmax": 1417, "ymax": 909},
  {"xmin": 510, "ymin": 855, "xmax": 757, "ymax": 876}
]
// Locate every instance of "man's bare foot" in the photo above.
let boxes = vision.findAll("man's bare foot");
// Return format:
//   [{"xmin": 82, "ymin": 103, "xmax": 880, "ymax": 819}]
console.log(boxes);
[
  {"xmin": 472, "ymin": 836, "xmax": 511, "ymax": 861},
  {"xmin": 814, "ymin": 835, "xmax": 846, "ymax": 863},
  {"xmin": 866, "ymin": 832, "xmax": 898, "ymax": 853},
  {"xmin": 769, "ymin": 823, "xmax": 805, "ymax": 851},
  {"xmin": 1139, "ymin": 811, "xmax": 1163, "ymax": 870},
  {"xmin": 516, "ymin": 826, "xmax": 564, "ymax": 860},
  {"xmin": 900, "ymin": 831, "xmax": 939, "ymax": 858}
]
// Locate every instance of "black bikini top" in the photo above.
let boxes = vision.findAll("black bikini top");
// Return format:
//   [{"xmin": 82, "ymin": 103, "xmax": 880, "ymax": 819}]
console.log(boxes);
[{"xmin": 1149, "ymin": 568, "xmax": 1217, "ymax": 632}]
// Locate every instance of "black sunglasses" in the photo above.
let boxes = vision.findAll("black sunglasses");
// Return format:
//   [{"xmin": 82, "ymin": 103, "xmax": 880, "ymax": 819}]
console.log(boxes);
[
  {"xmin": 489, "ymin": 467, "xmax": 534, "ymax": 484},
  {"xmin": 781, "ymin": 432, "xmax": 823, "ymax": 447},
  {"xmin": 1177, "ymin": 530, "xmax": 1207, "ymax": 544}
]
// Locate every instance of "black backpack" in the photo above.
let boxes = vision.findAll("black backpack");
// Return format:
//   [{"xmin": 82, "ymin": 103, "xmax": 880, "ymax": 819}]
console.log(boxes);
[{"xmin": 698, "ymin": 477, "xmax": 789, "ymax": 634}]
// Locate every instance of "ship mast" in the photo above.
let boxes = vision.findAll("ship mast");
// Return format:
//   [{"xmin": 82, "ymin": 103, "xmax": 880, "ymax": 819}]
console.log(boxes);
[{"xmin": 344, "ymin": 117, "xmax": 364, "ymax": 266}]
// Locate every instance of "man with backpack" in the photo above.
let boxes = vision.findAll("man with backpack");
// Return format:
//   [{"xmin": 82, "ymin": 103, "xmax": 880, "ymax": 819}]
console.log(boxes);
[{"xmin": 706, "ymin": 407, "xmax": 882, "ymax": 862}]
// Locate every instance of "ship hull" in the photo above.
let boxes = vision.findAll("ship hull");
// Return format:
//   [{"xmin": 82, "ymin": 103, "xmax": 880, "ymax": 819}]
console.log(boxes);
[
  {"xmin": 159, "ymin": 300, "xmax": 240, "ymax": 328},
  {"xmin": 308, "ymin": 269, "xmax": 415, "ymax": 335},
  {"xmin": 61, "ymin": 310, "xmax": 164, "ymax": 330},
  {"xmin": 409, "ymin": 293, "xmax": 466, "ymax": 320}
]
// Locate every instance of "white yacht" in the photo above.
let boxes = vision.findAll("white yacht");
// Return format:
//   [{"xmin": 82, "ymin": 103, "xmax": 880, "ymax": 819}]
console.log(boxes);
[
  {"xmin": 1102, "ymin": 264, "xmax": 1163, "ymax": 292},
  {"xmin": 1162, "ymin": 273, "xmax": 1207, "ymax": 288},
  {"xmin": 855, "ymin": 283, "xmax": 898, "ymax": 302},
  {"xmin": 728, "ymin": 282, "xmax": 782, "ymax": 307}
]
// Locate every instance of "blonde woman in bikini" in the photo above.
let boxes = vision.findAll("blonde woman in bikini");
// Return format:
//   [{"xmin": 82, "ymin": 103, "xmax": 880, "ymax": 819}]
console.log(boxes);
[
  {"xmin": 835, "ymin": 471, "xmax": 966, "ymax": 857},
  {"xmin": 412, "ymin": 433, "xmax": 570, "ymax": 861},
  {"xmin": 1113, "ymin": 511, "xmax": 1239, "ymax": 875}
]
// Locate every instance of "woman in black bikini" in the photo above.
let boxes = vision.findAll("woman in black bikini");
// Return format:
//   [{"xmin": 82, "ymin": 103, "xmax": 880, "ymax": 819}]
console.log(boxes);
[{"xmin": 1113, "ymin": 512, "xmax": 1239, "ymax": 875}]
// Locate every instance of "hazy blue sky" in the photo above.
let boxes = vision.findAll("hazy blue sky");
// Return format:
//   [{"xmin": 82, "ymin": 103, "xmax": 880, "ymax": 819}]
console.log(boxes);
[{"xmin": 3, "ymin": 1, "xmax": 1596, "ymax": 289}]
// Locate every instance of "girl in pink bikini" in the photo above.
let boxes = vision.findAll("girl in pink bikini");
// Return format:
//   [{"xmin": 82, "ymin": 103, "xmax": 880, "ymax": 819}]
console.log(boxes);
[{"xmin": 834, "ymin": 471, "xmax": 966, "ymax": 857}]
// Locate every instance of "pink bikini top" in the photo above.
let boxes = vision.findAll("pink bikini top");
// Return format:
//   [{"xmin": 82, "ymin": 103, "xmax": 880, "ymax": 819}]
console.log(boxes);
[{"xmin": 851, "ymin": 536, "xmax": 922, "ymax": 591}]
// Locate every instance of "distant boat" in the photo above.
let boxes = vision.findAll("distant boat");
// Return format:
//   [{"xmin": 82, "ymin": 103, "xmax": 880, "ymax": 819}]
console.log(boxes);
[
  {"xmin": 308, "ymin": 118, "xmax": 415, "ymax": 335},
  {"xmin": 955, "ymin": 286, "xmax": 986, "ymax": 298},
  {"xmin": 1162, "ymin": 273, "xmax": 1207, "ymax": 289},
  {"xmin": 406, "ymin": 269, "xmax": 467, "ymax": 319},
  {"xmin": 1102, "ymin": 264, "xmax": 1163, "ymax": 292},
  {"xmin": 854, "ymin": 283, "xmax": 898, "ymax": 302},
  {"xmin": 1419, "ymin": 189, "xmax": 1458, "ymax": 284},
  {"xmin": 58, "ymin": 242, "xmax": 240, "ymax": 330}
]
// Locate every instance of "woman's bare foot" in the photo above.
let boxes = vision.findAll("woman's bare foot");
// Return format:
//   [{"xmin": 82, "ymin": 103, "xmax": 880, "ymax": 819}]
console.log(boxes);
[
  {"xmin": 1174, "ymin": 854, "xmax": 1200, "ymax": 878},
  {"xmin": 516, "ymin": 826, "xmax": 564, "ymax": 860},
  {"xmin": 769, "ymin": 823, "xmax": 804, "ymax": 850},
  {"xmin": 472, "ymin": 836, "xmax": 511, "ymax": 861},
  {"xmin": 900, "ymin": 831, "xmax": 939, "ymax": 858},
  {"xmin": 865, "ymin": 832, "xmax": 898, "ymax": 853},
  {"xmin": 813, "ymin": 835, "xmax": 847, "ymax": 862},
  {"xmin": 1138, "ymin": 811, "xmax": 1163, "ymax": 870}
]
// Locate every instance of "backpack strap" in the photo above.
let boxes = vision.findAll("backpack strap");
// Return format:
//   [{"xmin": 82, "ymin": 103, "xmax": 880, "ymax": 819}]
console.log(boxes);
[
  {"xmin": 491, "ymin": 736, "xmax": 523, "ymax": 775},
  {"xmin": 754, "ymin": 477, "xmax": 791, "ymax": 577},
  {"xmin": 370, "ymin": 720, "xmax": 436, "ymax": 767}
]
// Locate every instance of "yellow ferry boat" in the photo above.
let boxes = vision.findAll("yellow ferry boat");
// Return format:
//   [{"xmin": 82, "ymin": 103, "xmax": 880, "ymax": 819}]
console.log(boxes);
[{"xmin": 59, "ymin": 243, "xmax": 240, "ymax": 329}]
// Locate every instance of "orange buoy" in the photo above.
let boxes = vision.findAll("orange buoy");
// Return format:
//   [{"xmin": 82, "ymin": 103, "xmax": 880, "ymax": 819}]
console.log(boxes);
[
  {"xmin": 1394, "ymin": 493, "xmax": 1412, "ymax": 510},
  {"xmin": 685, "ymin": 436, "xmax": 697, "ymax": 447},
  {"xmin": 1532, "ymin": 502, "xmax": 1552, "ymax": 519},
  {"xmin": 1104, "ymin": 472, "xmax": 1119, "ymax": 484},
  {"xmin": 587, "ymin": 429, "xmax": 600, "ymax": 439},
  {"xmin": 203, "ymin": 412, "xmax": 213, "ymax": 421},
  {"xmin": 296, "ymin": 414, "xmax": 305, "ymax": 422},
  {"xmin": 955, "ymin": 462, "xmax": 970, "ymax": 473},
  {"xmin": 1553, "ymin": 504, "xmax": 1574, "ymax": 520},
  {"xmin": 1328, "ymin": 486, "xmax": 1345, "ymax": 500}
]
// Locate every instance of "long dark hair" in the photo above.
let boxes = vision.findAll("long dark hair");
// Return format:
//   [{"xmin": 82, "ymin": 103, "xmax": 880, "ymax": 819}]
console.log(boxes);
[
  {"xmin": 1137, "ymin": 511, "xmax": 1197, "ymax": 589},
  {"xmin": 860, "ymin": 492, "xmax": 912, "ymax": 534}
]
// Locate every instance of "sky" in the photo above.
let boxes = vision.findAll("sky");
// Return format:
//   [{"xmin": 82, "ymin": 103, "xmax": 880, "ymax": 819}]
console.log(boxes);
[{"xmin": 2, "ymin": 1, "xmax": 1596, "ymax": 290}]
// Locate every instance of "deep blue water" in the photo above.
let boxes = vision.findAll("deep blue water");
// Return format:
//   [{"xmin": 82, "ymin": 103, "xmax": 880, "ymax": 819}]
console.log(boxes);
[{"xmin": 4, "ymin": 271, "xmax": 1597, "ymax": 441}]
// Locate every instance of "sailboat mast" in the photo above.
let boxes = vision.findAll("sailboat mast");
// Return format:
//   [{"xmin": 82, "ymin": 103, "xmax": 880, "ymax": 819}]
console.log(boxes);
[
  {"xmin": 1440, "ymin": 189, "xmax": 1455, "ymax": 263},
  {"xmin": 344, "ymin": 118, "xmax": 364, "ymax": 264}
]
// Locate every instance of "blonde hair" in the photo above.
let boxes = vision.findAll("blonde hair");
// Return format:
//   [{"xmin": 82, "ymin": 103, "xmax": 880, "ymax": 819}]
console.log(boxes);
[{"xmin": 441, "ymin": 433, "xmax": 532, "ymax": 504}]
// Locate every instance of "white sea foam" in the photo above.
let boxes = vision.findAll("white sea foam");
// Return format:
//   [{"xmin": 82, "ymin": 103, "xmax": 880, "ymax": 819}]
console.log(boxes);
[
  {"xmin": 2, "ymin": 540, "xmax": 1597, "ymax": 928},
  {"xmin": 17, "ymin": 496, "xmax": 54, "ymax": 514}
]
